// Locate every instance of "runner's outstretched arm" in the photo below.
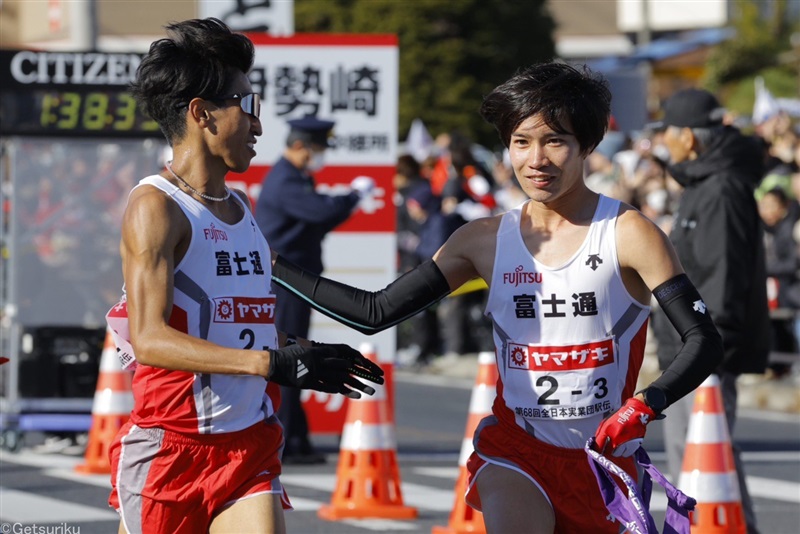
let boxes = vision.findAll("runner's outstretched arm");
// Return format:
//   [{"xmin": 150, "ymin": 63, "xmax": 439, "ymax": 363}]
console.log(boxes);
[{"xmin": 271, "ymin": 256, "xmax": 452, "ymax": 335}]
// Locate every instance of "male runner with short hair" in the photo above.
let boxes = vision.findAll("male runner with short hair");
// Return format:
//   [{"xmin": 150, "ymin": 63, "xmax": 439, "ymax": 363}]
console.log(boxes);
[
  {"xmin": 271, "ymin": 62, "xmax": 722, "ymax": 533},
  {"xmin": 109, "ymin": 18, "xmax": 382, "ymax": 533}
]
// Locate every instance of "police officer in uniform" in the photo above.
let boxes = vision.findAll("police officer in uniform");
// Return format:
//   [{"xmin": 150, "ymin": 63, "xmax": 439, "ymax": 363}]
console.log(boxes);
[{"xmin": 255, "ymin": 115, "xmax": 364, "ymax": 463}]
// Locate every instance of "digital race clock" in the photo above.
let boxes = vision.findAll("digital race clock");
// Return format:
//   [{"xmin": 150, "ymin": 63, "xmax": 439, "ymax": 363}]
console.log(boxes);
[{"xmin": 0, "ymin": 49, "xmax": 163, "ymax": 138}]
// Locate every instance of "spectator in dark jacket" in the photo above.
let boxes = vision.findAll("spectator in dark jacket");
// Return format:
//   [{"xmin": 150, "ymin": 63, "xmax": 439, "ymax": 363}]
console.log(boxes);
[
  {"xmin": 650, "ymin": 89, "xmax": 770, "ymax": 534},
  {"xmin": 759, "ymin": 186, "xmax": 800, "ymax": 377}
]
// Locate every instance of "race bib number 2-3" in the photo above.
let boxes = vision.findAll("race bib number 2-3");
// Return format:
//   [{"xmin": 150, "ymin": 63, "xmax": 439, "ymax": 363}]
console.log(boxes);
[{"xmin": 507, "ymin": 338, "xmax": 618, "ymax": 420}]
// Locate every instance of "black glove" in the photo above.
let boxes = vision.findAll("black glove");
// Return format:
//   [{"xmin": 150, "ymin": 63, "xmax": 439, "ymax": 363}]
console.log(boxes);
[{"xmin": 268, "ymin": 343, "xmax": 385, "ymax": 399}]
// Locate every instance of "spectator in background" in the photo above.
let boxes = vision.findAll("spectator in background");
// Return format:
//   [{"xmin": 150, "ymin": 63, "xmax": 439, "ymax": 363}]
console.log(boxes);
[
  {"xmin": 649, "ymin": 88, "xmax": 769, "ymax": 534},
  {"xmin": 441, "ymin": 136, "xmax": 494, "ymax": 222},
  {"xmin": 492, "ymin": 149, "xmax": 528, "ymax": 211},
  {"xmin": 400, "ymin": 181, "xmax": 450, "ymax": 366},
  {"xmin": 584, "ymin": 130, "xmax": 627, "ymax": 201},
  {"xmin": 759, "ymin": 187, "xmax": 800, "ymax": 378},
  {"xmin": 439, "ymin": 136, "xmax": 491, "ymax": 359},
  {"xmin": 395, "ymin": 154, "xmax": 427, "ymax": 274}
]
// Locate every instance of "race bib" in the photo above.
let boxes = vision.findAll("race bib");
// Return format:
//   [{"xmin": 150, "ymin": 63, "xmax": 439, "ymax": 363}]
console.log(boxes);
[
  {"xmin": 209, "ymin": 295, "xmax": 278, "ymax": 351},
  {"xmin": 105, "ymin": 294, "xmax": 280, "ymax": 371},
  {"xmin": 506, "ymin": 337, "xmax": 618, "ymax": 420}
]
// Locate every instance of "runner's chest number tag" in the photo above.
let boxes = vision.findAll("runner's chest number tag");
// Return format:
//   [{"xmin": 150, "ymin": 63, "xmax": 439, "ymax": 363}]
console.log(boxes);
[
  {"xmin": 211, "ymin": 295, "xmax": 278, "ymax": 352},
  {"xmin": 507, "ymin": 338, "xmax": 617, "ymax": 420}
]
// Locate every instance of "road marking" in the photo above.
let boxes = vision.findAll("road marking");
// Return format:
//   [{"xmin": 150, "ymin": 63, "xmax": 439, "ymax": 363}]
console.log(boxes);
[
  {"xmin": 0, "ymin": 449, "xmax": 82, "ymax": 469},
  {"xmin": 341, "ymin": 519, "xmax": 420, "ymax": 531},
  {"xmin": 280, "ymin": 473, "xmax": 454, "ymax": 511},
  {"xmin": 4, "ymin": 448, "xmax": 798, "ymax": 526},
  {"xmin": 395, "ymin": 372, "xmax": 473, "ymax": 390},
  {"xmin": 740, "ymin": 409, "xmax": 800, "ymax": 425},
  {"xmin": 644, "ymin": 450, "xmax": 800, "ymax": 463},
  {"xmin": 415, "ymin": 466, "xmax": 460, "ymax": 479},
  {"xmin": 0, "ymin": 487, "xmax": 119, "ymax": 522},
  {"xmin": 42, "ymin": 468, "xmax": 111, "ymax": 488},
  {"xmin": 286, "ymin": 495, "xmax": 324, "ymax": 512},
  {"xmin": 747, "ymin": 476, "xmax": 800, "ymax": 503}
]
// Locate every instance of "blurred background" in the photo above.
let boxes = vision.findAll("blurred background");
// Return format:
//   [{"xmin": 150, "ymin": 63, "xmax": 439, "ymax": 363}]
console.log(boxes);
[
  {"xmin": 0, "ymin": 1, "xmax": 798, "ymax": 531},
  {"xmin": 2, "ymin": 0, "xmax": 799, "ymax": 442}
]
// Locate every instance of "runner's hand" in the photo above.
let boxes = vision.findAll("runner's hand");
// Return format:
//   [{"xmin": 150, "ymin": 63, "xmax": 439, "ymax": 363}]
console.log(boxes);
[
  {"xmin": 268, "ymin": 344, "xmax": 384, "ymax": 398},
  {"xmin": 311, "ymin": 341, "xmax": 385, "ymax": 385},
  {"xmin": 592, "ymin": 397, "xmax": 656, "ymax": 457}
]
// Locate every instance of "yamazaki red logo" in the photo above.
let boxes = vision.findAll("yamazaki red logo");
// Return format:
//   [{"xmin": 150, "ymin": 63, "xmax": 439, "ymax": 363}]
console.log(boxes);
[
  {"xmin": 229, "ymin": 165, "xmax": 396, "ymax": 233},
  {"xmin": 508, "ymin": 338, "xmax": 614, "ymax": 371},
  {"xmin": 213, "ymin": 296, "xmax": 276, "ymax": 324}
]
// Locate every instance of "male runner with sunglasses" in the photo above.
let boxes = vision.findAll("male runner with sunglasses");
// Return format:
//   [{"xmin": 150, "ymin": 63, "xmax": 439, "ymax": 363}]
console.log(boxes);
[{"xmin": 107, "ymin": 18, "xmax": 383, "ymax": 533}]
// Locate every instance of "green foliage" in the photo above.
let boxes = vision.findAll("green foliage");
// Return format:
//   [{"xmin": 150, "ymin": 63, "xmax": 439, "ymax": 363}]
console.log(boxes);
[
  {"xmin": 721, "ymin": 67, "xmax": 798, "ymax": 118},
  {"xmin": 703, "ymin": 0, "xmax": 795, "ymax": 92},
  {"xmin": 294, "ymin": 0, "xmax": 556, "ymax": 146}
]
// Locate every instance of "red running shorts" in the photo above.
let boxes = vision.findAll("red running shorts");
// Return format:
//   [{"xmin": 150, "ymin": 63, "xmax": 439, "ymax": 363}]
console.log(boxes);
[
  {"xmin": 465, "ymin": 415, "xmax": 637, "ymax": 533},
  {"xmin": 109, "ymin": 418, "xmax": 291, "ymax": 533}
]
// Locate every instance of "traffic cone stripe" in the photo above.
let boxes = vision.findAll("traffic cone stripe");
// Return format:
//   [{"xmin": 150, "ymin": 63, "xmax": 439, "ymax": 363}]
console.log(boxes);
[
  {"xmin": 683, "ymin": 442, "xmax": 737, "ymax": 473},
  {"xmin": 340, "ymin": 422, "xmax": 396, "ymax": 451},
  {"xmin": 458, "ymin": 438, "xmax": 474, "ymax": 467},
  {"xmin": 468, "ymin": 386, "xmax": 496, "ymax": 415},
  {"xmin": 432, "ymin": 351, "xmax": 495, "ymax": 534},
  {"xmin": 678, "ymin": 471, "xmax": 742, "ymax": 503},
  {"xmin": 92, "ymin": 390, "xmax": 135, "ymax": 415},
  {"xmin": 76, "ymin": 327, "xmax": 134, "ymax": 475},
  {"xmin": 686, "ymin": 412, "xmax": 731, "ymax": 444},
  {"xmin": 343, "ymin": 399, "xmax": 389, "ymax": 426},
  {"xmin": 678, "ymin": 374, "xmax": 746, "ymax": 533},
  {"xmin": 319, "ymin": 343, "xmax": 417, "ymax": 521}
]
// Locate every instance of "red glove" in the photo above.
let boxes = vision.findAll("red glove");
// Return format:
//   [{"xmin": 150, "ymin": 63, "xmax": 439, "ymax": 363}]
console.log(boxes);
[{"xmin": 593, "ymin": 397, "xmax": 656, "ymax": 457}]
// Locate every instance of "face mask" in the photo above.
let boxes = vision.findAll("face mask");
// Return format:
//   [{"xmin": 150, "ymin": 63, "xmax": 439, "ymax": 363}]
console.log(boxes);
[
  {"xmin": 307, "ymin": 151, "xmax": 325, "ymax": 172},
  {"xmin": 651, "ymin": 144, "xmax": 671, "ymax": 164}
]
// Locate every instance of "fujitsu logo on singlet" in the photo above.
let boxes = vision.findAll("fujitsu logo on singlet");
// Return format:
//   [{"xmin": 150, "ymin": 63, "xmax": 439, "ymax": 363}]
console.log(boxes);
[
  {"xmin": 203, "ymin": 223, "xmax": 228, "ymax": 243},
  {"xmin": 503, "ymin": 265, "xmax": 542, "ymax": 286}
]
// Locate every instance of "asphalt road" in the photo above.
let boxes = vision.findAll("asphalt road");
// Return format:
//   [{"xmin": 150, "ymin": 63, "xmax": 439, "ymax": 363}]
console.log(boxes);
[{"xmin": 1, "ymin": 372, "xmax": 798, "ymax": 533}]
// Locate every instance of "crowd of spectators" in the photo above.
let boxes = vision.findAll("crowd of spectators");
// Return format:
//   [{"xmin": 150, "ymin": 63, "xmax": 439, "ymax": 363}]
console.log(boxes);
[{"xmin": 395, "ymin": 111, "xmax": 800, "ymax": 374}]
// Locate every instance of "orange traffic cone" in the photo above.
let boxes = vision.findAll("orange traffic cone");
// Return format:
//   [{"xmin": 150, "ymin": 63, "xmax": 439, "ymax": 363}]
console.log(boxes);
[
  {"xmin": 432, "ymin": 351, "xmax": 496, "ymax": 534},
  {"xmin": 679, "ymin": 375, "xmax": 746, "ymax": 533},
  {"xmin": 75, "ymin": 327, "xmax": 134, "ymax": 475},
  {"xmin": 318, "ymin": 343, "xmax": 417, "ymax": 521}
]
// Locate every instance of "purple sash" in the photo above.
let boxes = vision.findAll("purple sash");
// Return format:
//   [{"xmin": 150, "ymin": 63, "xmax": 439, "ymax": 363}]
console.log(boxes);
[{"xmin": 585, "ymin": 440, "xmax": 696, "ymax": 534}]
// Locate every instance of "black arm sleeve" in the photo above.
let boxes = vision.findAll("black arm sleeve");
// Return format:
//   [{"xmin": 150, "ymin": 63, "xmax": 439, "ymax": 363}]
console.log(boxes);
[
  {"xmin": 649, "ymin": 274, "xmax": 724, "ymax": 406},
  {"xmin": 272, "ymin": 255, "xmax": 452, "ymax": 335}
]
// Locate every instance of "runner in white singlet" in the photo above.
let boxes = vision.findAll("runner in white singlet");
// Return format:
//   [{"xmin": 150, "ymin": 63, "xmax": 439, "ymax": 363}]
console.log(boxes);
[
  {"xmin": 269, "ymin": 63, "xmax": 722, "ymax": 534},
  {"xmin": 108, "ymin": 19, "xmax": 383, "ymax": 534}
]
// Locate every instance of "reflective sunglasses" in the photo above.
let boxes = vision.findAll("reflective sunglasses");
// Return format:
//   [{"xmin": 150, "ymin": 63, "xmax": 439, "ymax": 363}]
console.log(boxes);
[{"xmin": 212, "ymin": 92, "xmax": 261, "ymax": 119}]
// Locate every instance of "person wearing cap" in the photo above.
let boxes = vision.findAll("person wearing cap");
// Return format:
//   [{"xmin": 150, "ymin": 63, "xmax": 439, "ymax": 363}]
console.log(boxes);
[
  {"xmin": 254, "ymin": 114, "xmax": 368, "ymax": 464},
  {"xmin": 649, "ymin": 88, "xmax": 769, "ymax": 534}
]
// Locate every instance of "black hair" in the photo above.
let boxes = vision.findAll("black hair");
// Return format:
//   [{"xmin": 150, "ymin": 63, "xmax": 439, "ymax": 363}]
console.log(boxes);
[
  {"xmin": 479, "ymin": 62, "xmax": 611, "ymax": 155},
  {"xmin": 129, "ymin": 18, "xmax": 255, "ymax": 144},
  {"xmin": 396, "ymin": 154, "xmax": 421, "ymax": 179},
  {"xmin": 764, "ymin": 186, "xmax": 789, "ymax": 206}
]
